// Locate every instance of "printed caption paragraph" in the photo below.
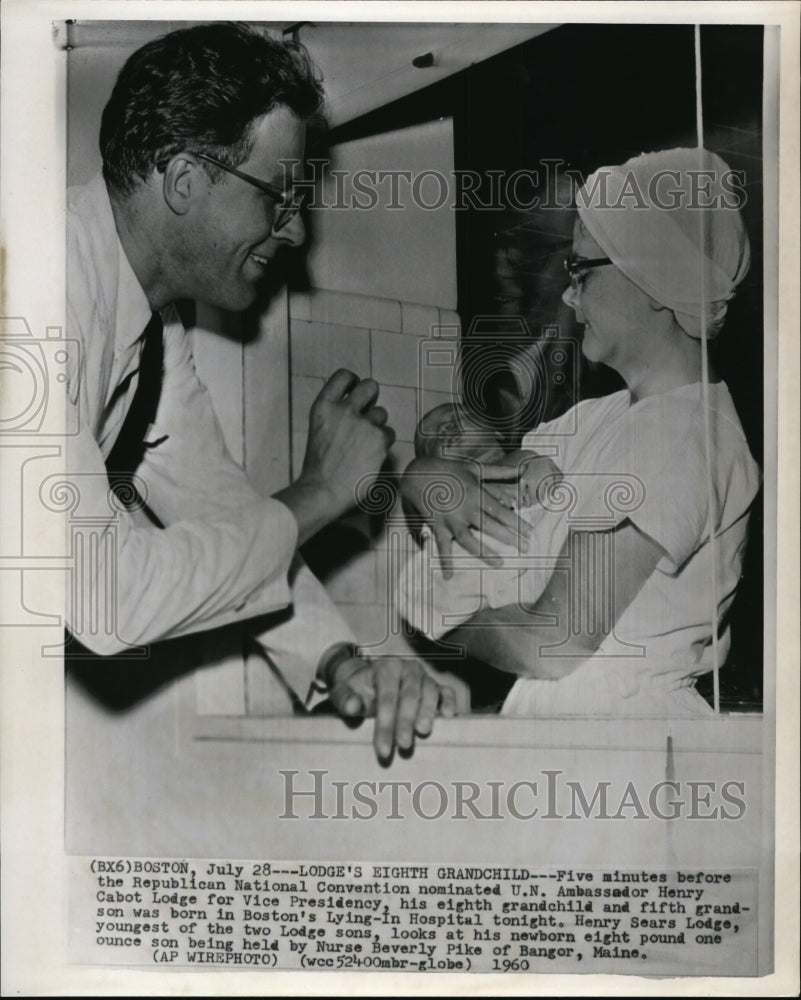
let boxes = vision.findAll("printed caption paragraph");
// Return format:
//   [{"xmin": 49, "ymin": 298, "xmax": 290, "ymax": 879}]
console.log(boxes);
[{"xmin": 71, "ymin": 858, "xmax": 758, "ymax": 975}]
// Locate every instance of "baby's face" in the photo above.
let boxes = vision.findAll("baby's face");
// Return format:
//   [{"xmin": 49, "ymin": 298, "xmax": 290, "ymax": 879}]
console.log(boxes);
[
  {"xmin": 426, "ymin": 408, "xmax": 504, "ymax": 461},
  {"xmin": 430, "ymin": 433, "xmax": 485, "ymax": 460}
]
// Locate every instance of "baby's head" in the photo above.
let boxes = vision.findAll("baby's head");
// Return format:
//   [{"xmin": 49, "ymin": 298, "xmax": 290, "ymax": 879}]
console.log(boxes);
[{"xmin": 414, "ymin": 403, "xmax": 504, "ymax": 460}]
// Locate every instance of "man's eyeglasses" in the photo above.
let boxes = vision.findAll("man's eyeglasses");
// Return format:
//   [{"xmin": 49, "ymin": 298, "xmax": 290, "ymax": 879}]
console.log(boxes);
[
  {"xmin": 564, "ymin": 253, "xmax": 613, "ymax": 291},
  {"xmin": 157, "ymin": 152, "xmax": 304, "ymax": 233}
]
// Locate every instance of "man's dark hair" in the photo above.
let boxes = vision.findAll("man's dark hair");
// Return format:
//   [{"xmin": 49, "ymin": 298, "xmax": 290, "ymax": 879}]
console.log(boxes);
[{"xmin": 100, "ymin": 22, "xmax": 325, "ymax": 194}]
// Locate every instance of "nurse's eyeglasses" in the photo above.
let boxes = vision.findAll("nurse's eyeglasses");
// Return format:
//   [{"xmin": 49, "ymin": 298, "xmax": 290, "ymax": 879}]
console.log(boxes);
[
  {"xmin": 564, "ymin": 253, "xmax": 613, "ymax": 291},
  {"xmin": 157, "ymin": 152, "xmax": 304, "ymax": 233}
]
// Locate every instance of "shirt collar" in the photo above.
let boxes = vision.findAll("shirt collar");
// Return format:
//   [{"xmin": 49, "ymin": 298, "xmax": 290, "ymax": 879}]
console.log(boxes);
[{"xmin": 87, "ymin": 173, "xmax": 155, "ymax": 352}]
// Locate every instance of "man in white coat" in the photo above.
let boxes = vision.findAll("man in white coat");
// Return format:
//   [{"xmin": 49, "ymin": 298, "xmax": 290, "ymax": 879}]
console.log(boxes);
[{"xmin": 66, "ymin": 21, "xmax": 456, "ymax": 761}]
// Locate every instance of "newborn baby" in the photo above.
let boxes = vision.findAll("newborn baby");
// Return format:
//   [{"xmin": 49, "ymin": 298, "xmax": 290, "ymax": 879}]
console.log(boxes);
[
  {"xmin": 414, "ymin": 402, "xmax": 558, "ymax": 511},
  {"xmin": 398, "ymin": 403, "xmax": 562, "ymax": 640}
]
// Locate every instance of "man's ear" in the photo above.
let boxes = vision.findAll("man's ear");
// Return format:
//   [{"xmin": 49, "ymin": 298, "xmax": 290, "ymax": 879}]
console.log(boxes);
[{"xmin": 159, "ymin": 155, "xmax": 203, "ymax": 216}]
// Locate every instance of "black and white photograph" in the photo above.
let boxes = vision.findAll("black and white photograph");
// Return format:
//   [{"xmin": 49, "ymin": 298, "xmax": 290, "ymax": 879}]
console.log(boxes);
[{"xmin": 0, "ymin": 1, "xmax": 798, "ymax": 994}]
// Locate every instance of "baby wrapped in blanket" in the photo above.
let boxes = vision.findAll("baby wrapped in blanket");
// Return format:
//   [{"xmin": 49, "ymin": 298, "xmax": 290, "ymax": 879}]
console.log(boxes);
[{"xmin": 398, "ymin": 402, "xmax": 562, "ymax": 641}]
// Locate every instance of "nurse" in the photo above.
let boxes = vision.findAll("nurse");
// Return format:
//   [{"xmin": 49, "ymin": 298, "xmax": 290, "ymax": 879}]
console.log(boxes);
[{"xmin": 400, "ymin": 147, "xmax": 760, "ymax": 717}]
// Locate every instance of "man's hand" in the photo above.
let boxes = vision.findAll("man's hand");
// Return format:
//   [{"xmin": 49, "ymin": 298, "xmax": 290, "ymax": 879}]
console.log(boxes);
[
  {"xmin": 326, "ymin": 654, "xmax": 460, "ymax": 763},
  {"xmin": 300, "ymin": 370, "xmax": 394, "ymax": 507},
  {"xmin": 275, "ymin": 369, "xmax": 395, "ymax": 544},
  {"xmin": 400, "ymin": 456, "xmax": 531, "ymax": 578}
]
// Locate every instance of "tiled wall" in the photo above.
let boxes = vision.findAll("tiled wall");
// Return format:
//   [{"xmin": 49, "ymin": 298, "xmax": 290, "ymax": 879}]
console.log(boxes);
[{"xmin": 288, "ymin": 288, "xmax": 459, "ymax": 655}]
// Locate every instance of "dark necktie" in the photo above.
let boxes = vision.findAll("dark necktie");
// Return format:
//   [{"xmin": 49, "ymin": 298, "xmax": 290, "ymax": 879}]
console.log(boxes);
[
  {"xmin": 105, "ymin": 311, "xmax": 164, "ymax": 509},
  {"xmin": 63, "ymin": 313, "xmax": 164, "ymax": 663}
]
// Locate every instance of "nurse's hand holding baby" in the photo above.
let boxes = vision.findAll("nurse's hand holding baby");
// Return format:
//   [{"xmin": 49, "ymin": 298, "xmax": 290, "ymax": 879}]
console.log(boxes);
[{"xmin": 400, "ymin": 402, "xmax": 556, "ymax": 577}]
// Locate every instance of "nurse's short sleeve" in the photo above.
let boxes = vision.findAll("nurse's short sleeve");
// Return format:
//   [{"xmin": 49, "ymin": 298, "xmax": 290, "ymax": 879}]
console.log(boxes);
[{"xmin": 563, "ymin": 401, "xmax": 709, "ymax": 574}]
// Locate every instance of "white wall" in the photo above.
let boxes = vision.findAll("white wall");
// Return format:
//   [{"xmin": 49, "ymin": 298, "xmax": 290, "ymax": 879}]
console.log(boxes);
[{"xmin": 305, "ymin": 119, "xmax": 457, "ymax": 308}]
